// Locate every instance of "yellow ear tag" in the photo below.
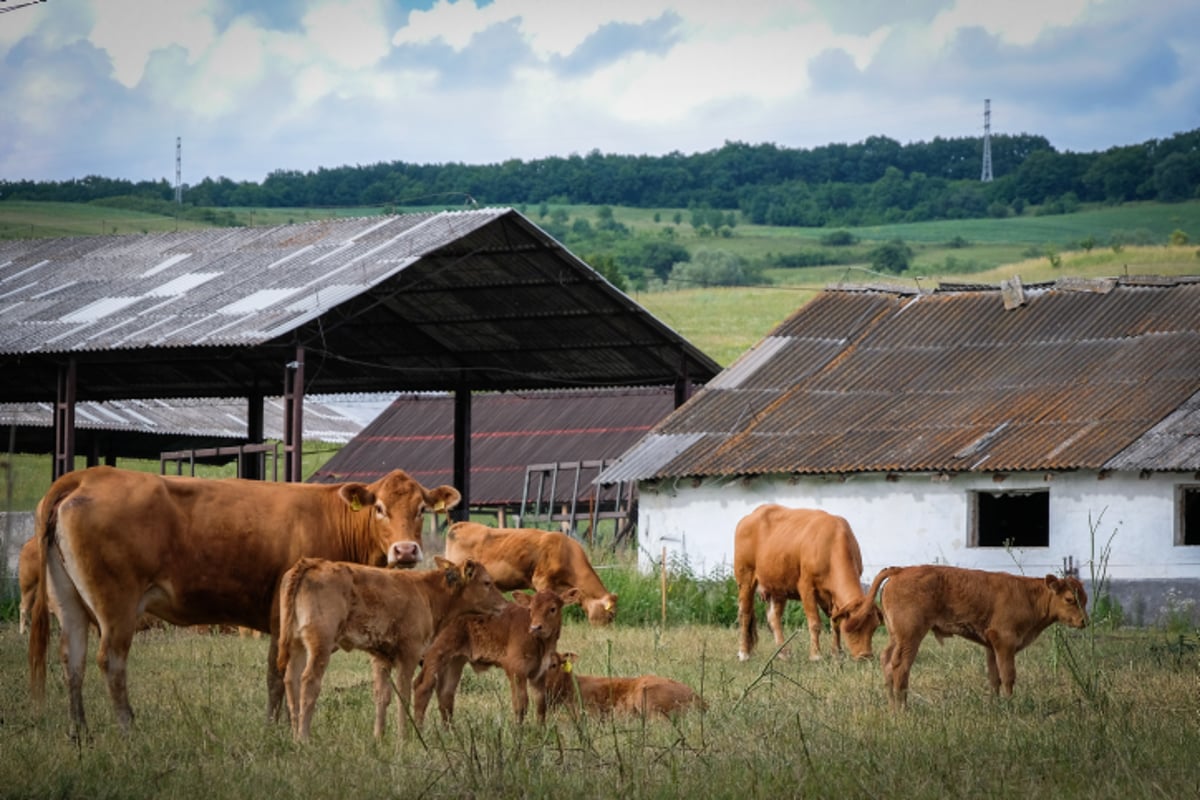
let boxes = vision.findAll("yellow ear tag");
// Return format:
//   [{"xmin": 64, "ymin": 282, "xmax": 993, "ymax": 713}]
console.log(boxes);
[
  {"xmin": 603, "ymin": 600, "xmax": 612, "ymax": 610},
  {"xmin": 350, "ymin": 498, "xmax": 362, "ymax": 512},
  {"xmin": 433, "ymin": 500, "xmax": 446, "ymax": 511},
  {"xmin": 563, "ymin": 660, "xmax": 573, "ymax": 674}
]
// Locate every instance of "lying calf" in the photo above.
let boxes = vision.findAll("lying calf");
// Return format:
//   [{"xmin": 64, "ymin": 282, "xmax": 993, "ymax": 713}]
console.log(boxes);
[
  {"xmin": 277, "ymin": 556, "xmax": 505, "ymax": 741},
  {"xmin": 542, "ymin": 651, "xmax": 706, "ymax": 719},
  {"xmin": 847, "ymin": 564, "xmax": 1089, "ymax": 709},
  {"xmin": 412, "ymin": 588, "xmax": 581, "ymax": 726}
]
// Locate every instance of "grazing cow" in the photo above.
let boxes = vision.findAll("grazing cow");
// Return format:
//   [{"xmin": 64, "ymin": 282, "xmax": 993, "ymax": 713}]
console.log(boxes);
[
  {"xmin": 444, "ymin": 522, "xmax": 618, "ymax": 625},
  {"xmin": 542, "ymin": 652, "xmax": 705, "ymax": 719},
  {"xmin": 412, "ymin": 587, "xmax": 581, "ymax": 727},
  {"xmin": 848, "ymin": 565, "xmax": 1089, "ymax": 709},
  {"xmin": 277, "ymin": 556, "xmax": 506, "ymax": 741},
  {"xmin": 28, "ymin": 465, "xmax": 460, "ymax": 738},
  {"xmin": 734, "ymin": 504, "xmax": 881, "ymax": 662}
]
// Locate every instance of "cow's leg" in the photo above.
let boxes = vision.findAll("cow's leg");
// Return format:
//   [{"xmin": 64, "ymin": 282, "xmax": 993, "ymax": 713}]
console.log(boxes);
[
  {"xmin": 765, "ymin": 596, "xmax": 792, "ymax": 659},
  {"xmin": 880, "ymin": 639, "xmax": 897, "ymax": 702},
  {"xmin": 735, "ymin": 574, "xmax": 758, "ymax": 661},
  {"xmin": 531, "ymin": 677, "xmax": 548, "ymax": 724},
  {"xmin": 371, "ymin": 656, "xmax": 394, "ymax": 740},
  {"xmin": 888, "ymin": 641, "xmax": 918, "ymax": 710},
  {"xmin": 49, "ymin": 565, "xmax": 93, "ymax": 740},
  {"xmin": 508, "ymin": 674, "xmax": 530, "ymax": 723},
  {"xmin": 984, "ymin": 630, "xmax": 1017, "ymax": 696},
  {"xmin": 393, "ymin": 659, "xmax": 417, "ymax": 741},
  {"xmin": 95, "ymin": 619, "xmax": 137, "ymax": 732},
  {"xmin": 297, "ymin": 638, "xmax": 332, "ymax": 741},
  {"xmin": 411, "ymin": 661, "xmax": 436, "ymax": 729},
  {"xmin": 798, "ymin": 585, "xmax": 826, "ymax": 661},
  {"xmin": 434, "ymin": 657, "xmax": 468, "ymax": 725},
  {"xmin": 266, "ymin": 632, "xmax": 287, "ymax": 724},
  {"xmin": 282, "ymin": 642, "xmax": 306, "ymax": 739}
]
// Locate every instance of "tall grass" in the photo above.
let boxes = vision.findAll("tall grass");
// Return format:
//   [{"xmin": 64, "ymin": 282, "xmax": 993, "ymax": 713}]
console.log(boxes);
[{"xmin": 4, "ymin": 616, "xmax": 1198, "ymax": 799}]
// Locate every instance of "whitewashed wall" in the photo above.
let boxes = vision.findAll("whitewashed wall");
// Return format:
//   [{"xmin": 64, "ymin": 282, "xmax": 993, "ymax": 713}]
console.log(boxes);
[{"xmin": 636, "ymin": 470, "xmax": 1198, "ymax": 585}]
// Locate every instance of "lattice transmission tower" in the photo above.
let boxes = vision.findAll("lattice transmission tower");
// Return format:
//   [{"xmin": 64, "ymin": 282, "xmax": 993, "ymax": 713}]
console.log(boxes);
[
  {"xmin": 175, "ymin": 137, "xmax": 183, "ymax": 204},
  {"xmin": 980, "ymin": 99, "xmax": 993, "ymax": 182}
]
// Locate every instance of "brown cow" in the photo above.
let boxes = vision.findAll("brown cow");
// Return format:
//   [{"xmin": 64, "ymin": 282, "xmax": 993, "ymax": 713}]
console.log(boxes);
[
  {"xmin": 734, "ymin": 504, "xmax": 881, "ymax": 662},
  {"xmin": 277, "ymin": 556, "xmax": 506, "ymax": 741},
  {"xmin": 411, "ymin": 587, "xmax": 581, "ymax": 727},
  {"xmin": 849, "ymin": 565, "xmax": 1089, "ymax": 709},
  {"xmin": 542, "ymin": 651, "xmax": 705, "ymax": 719},
  {"xmin": 444, "ymin": 522, "xmax": 618, "ymax": 625},
  {"xmin": 28, "ymin": 465, "xmax": 460, "ymax": 738}
]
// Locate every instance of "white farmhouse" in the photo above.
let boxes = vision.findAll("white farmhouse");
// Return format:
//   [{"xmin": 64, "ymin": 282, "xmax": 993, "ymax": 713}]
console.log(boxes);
[{"xmin": 603, "ymin": 276, "xmax": 1200, "ymax": 626}]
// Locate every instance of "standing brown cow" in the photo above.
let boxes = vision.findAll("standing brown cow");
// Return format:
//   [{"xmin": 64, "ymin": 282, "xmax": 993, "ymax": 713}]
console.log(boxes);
[
  {"xmin": 849, "ymin": 565, "xmax": 1089, "ymax": 709},
  {"xmin": 734, "ymin": 504, "xmax": 881, "ymax": 662},
  {"xmin": 277, "ymin": 556, "xmax": 506, "ymax": 741},
  {"xmin": 444, "ymin": 522, "xmax": 618, "ymax": 625},
  {"xmin": 28, "ymin": 465, "xmax": 460, "ymax": 739}
]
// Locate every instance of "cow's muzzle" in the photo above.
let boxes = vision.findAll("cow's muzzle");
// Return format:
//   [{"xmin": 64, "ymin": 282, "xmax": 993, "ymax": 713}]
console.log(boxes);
[{"xmin": 387, "ymin": 541, "xmax": 423, "ymax": 568}]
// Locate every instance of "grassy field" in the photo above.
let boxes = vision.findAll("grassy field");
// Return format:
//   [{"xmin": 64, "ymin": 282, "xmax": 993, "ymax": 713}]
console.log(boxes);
[{"xmin": 2, "ymin": 614, "xmax": 1198, "ymax": 799}]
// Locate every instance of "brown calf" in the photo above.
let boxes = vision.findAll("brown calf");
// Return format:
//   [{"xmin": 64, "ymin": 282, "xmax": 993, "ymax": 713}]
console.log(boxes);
[
  {"xmin": 411, "ymin": 587, "xmax": 581, "ymax": 727},
  {"xmin": 445, "ymin": 522, "xmax": 618, "ymax": 624},
  {"xmin": 849, "ymin": 565, "xmax": 1089, "ymax": 709},
  {"xmin": 734, "ymin": 504, "xmax": 882, "ymax": 661},
  {"xmin": 542, "ymin": 652, "xmax": 705, "ymax": 719},
  {"xmin": 277, "ymin": 556, "xmax": 505, "ymax": 741}
]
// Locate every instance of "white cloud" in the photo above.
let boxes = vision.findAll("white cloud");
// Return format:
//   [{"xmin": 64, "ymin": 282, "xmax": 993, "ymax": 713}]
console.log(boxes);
[{"xmin": 89, "ymin": 0, "xmax": 215, "ymax": 87}]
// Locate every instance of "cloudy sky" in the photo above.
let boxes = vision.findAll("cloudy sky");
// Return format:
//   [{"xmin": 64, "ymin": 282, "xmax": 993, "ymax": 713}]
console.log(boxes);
[{"xmin": 2, "ymin": 0, "xmax": 1197, "ymax": 185}]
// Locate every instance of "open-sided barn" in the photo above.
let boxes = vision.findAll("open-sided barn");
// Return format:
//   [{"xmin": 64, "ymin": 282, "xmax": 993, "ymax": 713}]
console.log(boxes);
[
  {"xmin": 601, "ymin": 276, "xmax": 1200, "ymax": 625},
  {"xmin": 0, "ymin": 208, "xmax": 718, "ymax": 506}
]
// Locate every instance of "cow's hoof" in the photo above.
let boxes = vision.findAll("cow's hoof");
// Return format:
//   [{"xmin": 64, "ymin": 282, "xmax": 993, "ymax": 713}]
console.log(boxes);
[{"xmin": 737, "ymin": 651, "xmax": 750, "ymax": 662}]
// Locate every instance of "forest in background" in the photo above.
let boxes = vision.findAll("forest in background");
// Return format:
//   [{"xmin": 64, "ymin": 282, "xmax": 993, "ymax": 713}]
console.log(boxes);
[{"xmin": 4, "ymin": 129, "xmax": 1200, "ymax": 229}]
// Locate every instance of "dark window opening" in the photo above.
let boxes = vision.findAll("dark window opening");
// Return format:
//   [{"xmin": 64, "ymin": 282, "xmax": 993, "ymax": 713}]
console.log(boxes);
[
  {"xmin": 972, "ymin": 490, "xmax": 1049, "ymax": 548},
  {"xmin": 1178, "ymin": 486, "xmax": 1200, "ymax": 546}
]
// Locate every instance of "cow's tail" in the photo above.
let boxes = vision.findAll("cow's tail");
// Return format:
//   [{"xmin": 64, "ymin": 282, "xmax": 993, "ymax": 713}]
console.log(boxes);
[
  {"xmin": 276, "ymin": 558, "xmax": 318, "ymax": 675},
  {"xmin": 29, "ymin": 475, "xmax": 82, "ymax": 706},
  {"xmin": 842, "ymin": 566, "xmax": 904, "ymax": 634}
]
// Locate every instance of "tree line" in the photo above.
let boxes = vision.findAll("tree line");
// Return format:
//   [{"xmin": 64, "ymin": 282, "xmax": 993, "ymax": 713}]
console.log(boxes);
[{"xmin": 3, "ymin": 129, "xmax": 1199, "ymax": 229}]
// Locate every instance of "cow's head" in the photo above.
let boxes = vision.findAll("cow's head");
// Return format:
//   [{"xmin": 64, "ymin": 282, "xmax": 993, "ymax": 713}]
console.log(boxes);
[
  {"xmin": 513, "ymin": 588, "xmax": 582, "ymax": 640},
  {"xmin": 435, "ymin": 556, "xmax": 507, "ymax": 615},
  {"xmin": 543, "ymin": 650, "xmax": 580, "ymax": 702},
  {"xmin": 1045, "ymin": 574, "xmax": 1089, "ymax": 628},
  {"xmin": 833, "ymin": 597, "xmax": 883, "ymax": 660},
  {"xmin": 340, "ymin": 470, "xmax": 462, "ymax": 569},
  {"xmin": 582, "ymin": 592, "xmax": 618, "ymax": 626}
]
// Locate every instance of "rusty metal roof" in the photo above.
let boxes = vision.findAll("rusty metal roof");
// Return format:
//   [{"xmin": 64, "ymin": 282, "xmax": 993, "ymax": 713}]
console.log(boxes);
[
  {"xmin": 312, "ymin": 386, "xmax": 674, "ymax": 505},
  {"xmin": 600, "ymin": 276, "xmax": 1200, "ymax": 482},
  {"xmin": 0, "ymin": 209, "xmax": 718, "ymax": 403}
]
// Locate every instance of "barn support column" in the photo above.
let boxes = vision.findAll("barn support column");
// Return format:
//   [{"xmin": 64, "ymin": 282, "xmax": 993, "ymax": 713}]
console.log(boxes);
[
  {"xmin": 53, "ymin": 358, "xmax": 77, "ymax": 480},
  {"xmin": 674, "ymin": 350, "xmax": 693, "ymax": 408},
  {"xmin": 242, "ymin": 390, "xmax": 264, "ymax": 480},
  {"xmin": 283, "ymin": 346, "xmax": 305, "ymax": 483},
  {"xmin": 452, "ymin": 387, "xmax": 471, "ymax": 522}
]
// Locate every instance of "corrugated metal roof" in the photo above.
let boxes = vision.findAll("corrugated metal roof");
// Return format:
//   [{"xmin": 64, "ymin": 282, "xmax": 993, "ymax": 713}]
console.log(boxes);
[
  {"xmin": 601, "ymin": 277, "xmax": 1200, "ymax": 482},
  {"xmin": 311, "ymin": 386, "xmax": 675, "ymax": 505},
  {"xmin": 0, "ymin": 393, "xmax": 385, "ymax": 444},
  {"xmin": 0, "ymin": 209, "xmax": 719, "ymax": 404}
]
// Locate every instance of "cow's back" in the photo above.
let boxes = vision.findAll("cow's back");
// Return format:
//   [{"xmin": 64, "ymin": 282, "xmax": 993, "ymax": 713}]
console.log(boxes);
[{"xmin": 446, "ymin": 522, "xmax": 541, "ymax": 590}]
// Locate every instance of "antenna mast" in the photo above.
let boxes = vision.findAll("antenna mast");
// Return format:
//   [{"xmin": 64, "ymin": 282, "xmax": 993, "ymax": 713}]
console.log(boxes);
[
  {"xmin": 980, "ymin": 99, "xmax": 993, "ymax": 182},
  {"xmin": 175, "ymin": 137, "xmax": 183, "ymax": 204}
]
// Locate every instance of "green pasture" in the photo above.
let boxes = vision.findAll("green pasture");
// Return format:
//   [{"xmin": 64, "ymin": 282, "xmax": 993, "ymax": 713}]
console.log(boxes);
[{"xmin": 2, "ymin": 613, "xmax": 1197, "ymax": 799}]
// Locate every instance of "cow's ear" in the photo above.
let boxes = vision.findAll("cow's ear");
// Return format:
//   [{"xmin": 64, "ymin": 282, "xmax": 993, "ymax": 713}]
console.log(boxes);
[
  {"xmin": 426, "ymin": 485, "xmax": 462, "ymax": 512},
  {"xmin": 338, "ymin": 483, "xmax": 376, "ymax": 512},
  {"xmin": 511, "ymin": 591, "xmax": 533, "ymax": 607},
  {"xmin": 434, "ymin": 556, "xmax": 460, "ymax": 585},
  {"xmin": 561, "ymin": 588, "xmax": 584, "ymax": 607},
  {"xmin": 1044, "ymin": 574, "xmax": 1062, "ymax": 590},
  {"xmin": 462, "ymin": 559, "xmax": 477, "ymax": 581}
]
